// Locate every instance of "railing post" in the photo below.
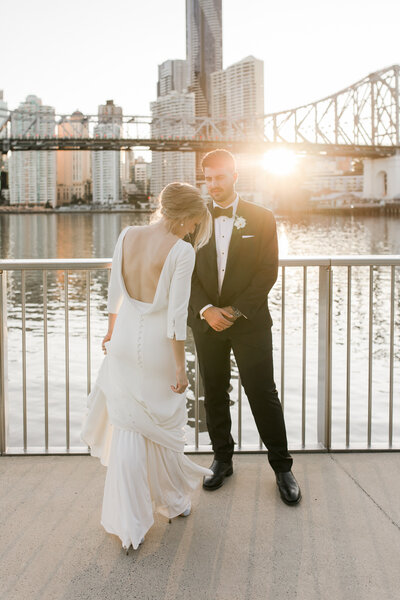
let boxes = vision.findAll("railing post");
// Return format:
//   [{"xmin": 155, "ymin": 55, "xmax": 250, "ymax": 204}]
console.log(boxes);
[
  {"xmin": 0, "ymin": 270, "xmax": 8, "ymax": 455},
  {"xmin": 317, "ymin": 264, "xmax": 332, "ymax": 450},
  {"xmin": 194, "ymin": 347, "xmax": 200, "ymax": 451}
]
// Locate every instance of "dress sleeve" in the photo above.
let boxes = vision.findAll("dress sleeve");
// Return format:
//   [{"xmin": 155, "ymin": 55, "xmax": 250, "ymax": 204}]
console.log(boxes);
[
  {"xmin": 106, "ymin": 228, "xmax": 127, "ymax": 314},
  {"xmin": 167, "ymin": 242, "xmax": 196, "ymax": 340}
]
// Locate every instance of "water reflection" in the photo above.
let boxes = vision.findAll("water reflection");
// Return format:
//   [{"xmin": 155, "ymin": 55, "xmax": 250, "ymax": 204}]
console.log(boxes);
[{"xmin": 1, "ymin": 212, "xmax": 399, "ymax": 450}]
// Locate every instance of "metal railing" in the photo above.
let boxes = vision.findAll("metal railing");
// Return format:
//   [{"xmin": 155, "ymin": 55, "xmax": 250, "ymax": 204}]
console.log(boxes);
[{"xmin": 0, "ymin": 256, "xmax": 399, "ymax": 455}]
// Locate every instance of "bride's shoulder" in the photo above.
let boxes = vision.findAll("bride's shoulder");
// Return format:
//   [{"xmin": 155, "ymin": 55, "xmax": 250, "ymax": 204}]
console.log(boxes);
[
  {"xmin": 168, "ymin": 238, "xmax": 195, "ymax": 270},
  {"xmin": 117, "ymin": 224, "xmax": 133, "ymax": 240},
  {"xmin": 175, "ymin": 240, "xmax": 195, "ymax": 272},
  {"xmin": 177, "ymin": 238, "xmax": 195, "ymax": 257},
  {"xmin": 117, "ymin": 224, "xmax": 140, "ymax": 244},
  {"xmin": 121, "ymin": 224, "xmax": 136, "ymax": 236}
]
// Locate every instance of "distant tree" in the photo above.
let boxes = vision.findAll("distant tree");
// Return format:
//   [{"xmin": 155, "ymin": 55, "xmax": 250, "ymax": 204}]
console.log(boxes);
[{"xmin": 352, "ymin": 159, "xmax": 364, "ymax": 174}]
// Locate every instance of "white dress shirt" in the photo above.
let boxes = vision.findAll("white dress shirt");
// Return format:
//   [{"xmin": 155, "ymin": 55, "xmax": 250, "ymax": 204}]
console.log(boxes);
[{"xmin": 199, "ymin": 194, "xmax": 239, "ymax": 319}]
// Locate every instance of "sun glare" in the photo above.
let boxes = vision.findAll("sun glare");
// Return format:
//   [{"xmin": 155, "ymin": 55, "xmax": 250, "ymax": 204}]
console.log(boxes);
[
  {"xmin": 262, "ymin": 149, "xmax": 298, "ymax": 176},
  {"xmin": 278, "ymin": 223, "xmax": 289, "ymax": 257}
]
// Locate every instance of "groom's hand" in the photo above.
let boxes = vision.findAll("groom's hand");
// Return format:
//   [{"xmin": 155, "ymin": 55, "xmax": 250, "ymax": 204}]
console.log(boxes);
[
  {"xmin": 203, "ymin": 306, "xmax": 234, "ymax": 331},
  {"xmin": 221, "ymin": 306, "xmax": 238, "ymax": 321}
]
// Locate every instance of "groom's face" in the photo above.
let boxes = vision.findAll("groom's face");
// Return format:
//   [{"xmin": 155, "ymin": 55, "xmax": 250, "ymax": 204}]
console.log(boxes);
[{"xmin": 203, "ymin": 165, "xmax": 237, "ymax": 205}]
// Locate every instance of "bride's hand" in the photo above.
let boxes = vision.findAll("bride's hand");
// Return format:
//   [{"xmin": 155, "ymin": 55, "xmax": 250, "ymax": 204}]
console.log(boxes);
[
  {"xmin": 171, "ymin": 368, "xmax": 188, "ymax": 394},
  {"xmin": 102, "ymin": 332, "xmax": 112, "ymax": 355}
]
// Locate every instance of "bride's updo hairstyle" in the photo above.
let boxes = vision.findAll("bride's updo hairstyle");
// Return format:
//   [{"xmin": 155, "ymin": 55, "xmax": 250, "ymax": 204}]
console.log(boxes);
[{"xmin": 151, "ymin": 182, "xmax": 212, "ymax": 251}]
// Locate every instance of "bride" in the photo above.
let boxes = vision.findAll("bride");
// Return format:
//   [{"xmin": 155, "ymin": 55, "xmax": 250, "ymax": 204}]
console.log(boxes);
[{"xmin": 80, "ymin": 182, "xmax": 213, "ymax": 553}]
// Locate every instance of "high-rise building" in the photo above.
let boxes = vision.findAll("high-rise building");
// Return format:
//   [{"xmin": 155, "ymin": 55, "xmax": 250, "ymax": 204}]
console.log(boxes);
[
  {"xmin": 150, "ymin": 1, "xmax": 222, "ymax": 192},
  {"xmin": 210, "ymin": 56, "xmax": 265, "ymax": 201},
  {"xmin": 120, "ymin": 149, "xmax": 134, "ymax": 184},
  {"xmin": 186, "ymin": 0, "xmax": 222, "ymax": 116},
  {"xmin": 150, "ymin": 91, "xmax": 196, "ymax": 197},
  {"xmin": 211, "ymin": 56, "xmax": 264, "ymax": 122},
  {"xmin": 186, "ymin": 0, "xmax": 222, "ymax": 184},
  {"xmin": 157, "ymin": 60, "xmax": 189, "ymax": 98},
  {"xmin": 9, "ymin": 95, "xmax": 56, "ymax": 206},
  {"xmin": 92, "ymin": 100, "xmax": 122, "ymax": 204},
  {"xmin": 133, "ymin": 157, "xmax": 151, "ymax": 194},
  {"xmin": 57, "ymin": 111, "xmax": 91, "ymax": 205},
  {"xmin": 98, "ymin": 99, "xmax": 123, "ymax": 125}
]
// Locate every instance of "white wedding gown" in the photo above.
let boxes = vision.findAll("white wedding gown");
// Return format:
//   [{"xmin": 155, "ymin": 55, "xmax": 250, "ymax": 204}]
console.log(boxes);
[{"xmin": 80, "ymin": 225, "xmax": 212, "ymax": 550}]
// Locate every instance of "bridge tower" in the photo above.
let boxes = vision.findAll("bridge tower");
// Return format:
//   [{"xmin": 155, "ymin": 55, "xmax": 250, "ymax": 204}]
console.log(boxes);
[{"xmin": 363, "ymin": 153, "xmax": 400, "ymax": 201}]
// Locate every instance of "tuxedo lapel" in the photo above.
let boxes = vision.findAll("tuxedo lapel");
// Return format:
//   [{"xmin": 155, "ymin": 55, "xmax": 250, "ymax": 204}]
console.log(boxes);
[
  {"xmin": 201, "ymin": 200, "xmax": 219, "ymax": 298},
  {"xmin": 200, "ymin": 196, "xmax": 247, "ymax": 303}
]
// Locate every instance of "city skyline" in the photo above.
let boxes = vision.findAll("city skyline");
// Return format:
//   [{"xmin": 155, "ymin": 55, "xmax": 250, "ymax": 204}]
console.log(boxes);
[{"xmin": 2, "ymin": 0, "xmax": 400, "ymax": 117}]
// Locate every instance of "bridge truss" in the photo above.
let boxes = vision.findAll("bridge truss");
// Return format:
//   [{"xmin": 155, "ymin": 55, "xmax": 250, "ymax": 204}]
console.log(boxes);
[{"xmin": 1, "ymin": 65, "xmax": 399, "ymax": 158}]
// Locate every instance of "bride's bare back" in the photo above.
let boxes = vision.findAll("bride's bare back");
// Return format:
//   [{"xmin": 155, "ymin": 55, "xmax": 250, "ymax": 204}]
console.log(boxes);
[{"xmin": 121, "ymin": 225, "xmax": 180, "ymax": 303}]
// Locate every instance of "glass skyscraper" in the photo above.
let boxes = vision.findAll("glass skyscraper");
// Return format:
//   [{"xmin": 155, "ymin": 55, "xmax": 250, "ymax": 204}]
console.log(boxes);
[{"xmin": 186, "ymin": 0, "xmax": 222, "ymax": 117}]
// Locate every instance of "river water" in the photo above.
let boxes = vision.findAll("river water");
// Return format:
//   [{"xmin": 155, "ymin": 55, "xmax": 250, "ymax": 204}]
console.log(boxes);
[{"xmin": 1, "ymin": 211, "xmax": 399, "ymax": 451}]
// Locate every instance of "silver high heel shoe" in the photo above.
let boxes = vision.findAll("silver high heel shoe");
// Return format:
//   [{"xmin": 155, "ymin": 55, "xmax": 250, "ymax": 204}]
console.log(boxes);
[
  {"xmin": 168, "ymin": 501, "xmax": 191, "ymax": 524},
  {"xmin": 179, "ymin": 501, "xmax": 191, "ymax": 517},
  {"xmin": 122, "ymin": 536, "xmax": 144, "ymax": 554}
]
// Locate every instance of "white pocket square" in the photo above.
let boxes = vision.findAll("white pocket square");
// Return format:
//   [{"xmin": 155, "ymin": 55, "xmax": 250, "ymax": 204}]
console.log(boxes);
[{"xmin": 242, "ymin": 234, "xmax": 255, "ymax": 238}]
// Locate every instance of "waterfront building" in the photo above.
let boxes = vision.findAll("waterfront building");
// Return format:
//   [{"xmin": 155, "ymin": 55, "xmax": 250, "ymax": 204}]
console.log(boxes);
[
  {"xmin": 302, "ymin": 157, "xmax": 364, "ymax": 207},
  {"xmin": 304, "ymin": 158, "xmax": 363, "ymax": 194},
  {"xmin": 157, "ymin": 60, "xmax": 189, "ymax": 98},
  {"xmin": 9, "ymin": 95, "xmax": 56, "ymax": 206},
  {"xmin": 120, "ymin": 150, "xmax": 134, "ymax": 185},
  {"xmin": 150, "ymin": 91, "xmax": 196, "ymax": 198},
  {"xmin": 92, "ymin": 100, "xmax": 122, "ymax": 204},
  {"xmin": 186, "ymin": 0, "xmax": 222, "ymax": 116},
  {"xmin": 210, "ymin": 56, "xmax": 265, "ymax": 202},
  {"xmin": 56, "ymin": 111, "xmax": 91, "ymax": 205},
  {"xmin": 363, "ymin": 155, "xmax": 400, "ymax": 201},
  {"xmin": 306, "ymin": 174, "xmax": 364, "ymax": 195},
  {"xmin": 133, "ymin": 157, "xmax": 151, "ymax": 195},
  {"xmin": 121, "ymin": 181, "xmax": 146, "ymax": 204}
]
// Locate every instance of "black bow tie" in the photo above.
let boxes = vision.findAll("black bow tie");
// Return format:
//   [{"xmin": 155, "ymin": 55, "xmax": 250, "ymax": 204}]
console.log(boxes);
[{"xmin": 212, "ymin": 205, "xmax": 233, "ymax": 219}]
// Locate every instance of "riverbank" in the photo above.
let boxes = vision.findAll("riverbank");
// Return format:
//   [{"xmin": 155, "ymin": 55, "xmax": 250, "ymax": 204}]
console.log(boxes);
[
  {"xmin": 0, "ymin": 205, "xmax": 153, "ymax": 214},
  {"xmin": 304, "ymin": 203, "xmax": 400, "ymax": 216}
]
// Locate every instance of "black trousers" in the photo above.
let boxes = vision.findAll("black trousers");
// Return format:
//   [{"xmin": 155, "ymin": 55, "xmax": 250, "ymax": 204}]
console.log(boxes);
[{"xmin": 192, "ymin": 322, "xmax": 293, "ymax": 473}]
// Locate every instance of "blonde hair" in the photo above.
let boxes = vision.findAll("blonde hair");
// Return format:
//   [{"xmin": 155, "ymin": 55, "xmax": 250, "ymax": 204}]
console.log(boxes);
[{"xmin": 150, "ymin": 182, "xmax": 212, "ymax": 251}]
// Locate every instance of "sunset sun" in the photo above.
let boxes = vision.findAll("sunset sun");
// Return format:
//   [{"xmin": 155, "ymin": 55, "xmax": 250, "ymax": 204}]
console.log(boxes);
[{"xmin": 261, "ymin": 149, "xmax": 298, "ymax": 176}]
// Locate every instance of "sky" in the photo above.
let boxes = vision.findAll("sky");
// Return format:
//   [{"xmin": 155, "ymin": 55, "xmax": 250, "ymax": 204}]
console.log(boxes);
[{"xmin": 1, "ymin": 0, "xmax": 400, "ymax": 116}]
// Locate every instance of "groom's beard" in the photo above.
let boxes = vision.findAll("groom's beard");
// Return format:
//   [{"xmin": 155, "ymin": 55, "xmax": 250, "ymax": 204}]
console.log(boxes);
[{"xmin": 210, "ymin": 187, "xmax": 234, "ymax": 205}]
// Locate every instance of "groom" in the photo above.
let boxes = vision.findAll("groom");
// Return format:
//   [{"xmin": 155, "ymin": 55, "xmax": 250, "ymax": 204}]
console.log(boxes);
[{"xmin": 187, "ymin": 149, "xmax": 301, "ymax": 505}]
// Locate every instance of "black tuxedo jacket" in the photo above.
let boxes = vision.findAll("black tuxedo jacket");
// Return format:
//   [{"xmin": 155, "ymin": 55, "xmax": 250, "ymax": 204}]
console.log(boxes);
[{"xmin": 187, "ymin": 196, "xmax": 278, "ymax": 335}]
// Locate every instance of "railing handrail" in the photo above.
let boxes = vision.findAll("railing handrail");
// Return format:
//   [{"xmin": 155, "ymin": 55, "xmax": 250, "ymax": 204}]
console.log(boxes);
[
  {"xmin": 1, "ymin": 255, "xmax": 400, "ymax": 271},
  {"xmin": 0, "ymin": 255, "xmax": 399, "ymax": 454}
]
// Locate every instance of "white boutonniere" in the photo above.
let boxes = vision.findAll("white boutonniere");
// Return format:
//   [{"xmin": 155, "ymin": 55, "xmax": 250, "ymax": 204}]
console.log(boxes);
[{"xmin": 234, "ymin": 215, "xmax": 246, "ymax": 230}]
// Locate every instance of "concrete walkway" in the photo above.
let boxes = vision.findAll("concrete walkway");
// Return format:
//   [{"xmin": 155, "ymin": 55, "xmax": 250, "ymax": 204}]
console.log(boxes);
[{"xmin": 0, "ymin": 452, "xmax": 399, "ymax": 600}]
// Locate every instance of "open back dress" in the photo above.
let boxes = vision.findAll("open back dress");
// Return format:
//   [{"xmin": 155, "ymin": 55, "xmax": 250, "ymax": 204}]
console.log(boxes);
[{"xmin": 80, "ymin": 225, "xmax": 212, "ymax": 550}]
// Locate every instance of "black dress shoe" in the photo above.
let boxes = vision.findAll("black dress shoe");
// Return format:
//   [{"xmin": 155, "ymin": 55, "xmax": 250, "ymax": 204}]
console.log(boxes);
[
  {"xmin": 203, "ymin": 459, "xmax": 233, "ymax": 491},
  {"xmin": 275, "ymin": 470, "xmax": 301, "ymax": 505}
]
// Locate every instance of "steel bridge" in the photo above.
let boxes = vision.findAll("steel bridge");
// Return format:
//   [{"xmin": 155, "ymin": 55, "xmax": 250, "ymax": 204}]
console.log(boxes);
[{"xmin": 1, "ymin": 65, "xmax": 400, "ymax": 158}]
